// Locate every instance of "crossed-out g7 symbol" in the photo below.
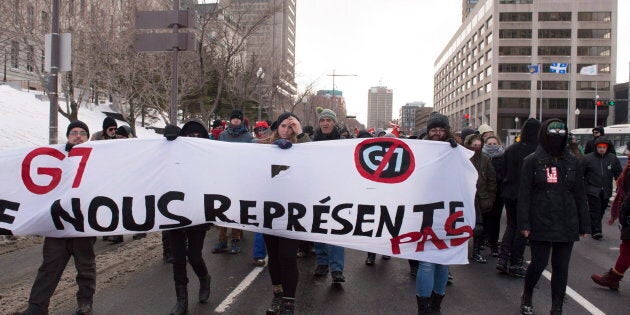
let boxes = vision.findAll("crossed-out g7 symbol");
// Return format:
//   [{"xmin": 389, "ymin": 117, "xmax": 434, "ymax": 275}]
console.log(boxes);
[{"xmin": 354, "ymin": 138, "xmax": 415, "ymax": 184}]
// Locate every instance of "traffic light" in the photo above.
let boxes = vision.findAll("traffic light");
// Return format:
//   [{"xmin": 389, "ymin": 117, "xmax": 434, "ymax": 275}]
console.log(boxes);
[
  {"xmin": 596, "ymin": 100, "xmax": 604, "ymax": 106},
  {"xmin": 607, "ymin": 100, "xmax": 616, "ymax": 106},
  {"xmin": 463, "ymin": 113, "xmax": 470, "ymax": 127}
]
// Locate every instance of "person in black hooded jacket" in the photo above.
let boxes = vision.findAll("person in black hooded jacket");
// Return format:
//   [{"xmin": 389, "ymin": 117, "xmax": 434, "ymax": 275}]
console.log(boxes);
[
  {"xmin": 584, "ymin": 126, "xmax": 615, "ymax": 155},
  {"xmin": 496, "ymin": 118, "xmax": 541, "ymax": 278},
  {"xmin": 517, "ymin": 119, "xmax": 590, "ymax": 315},
  {"xmin": 582, "ymin": 136, "xmax": 622, "ymax": 240}
]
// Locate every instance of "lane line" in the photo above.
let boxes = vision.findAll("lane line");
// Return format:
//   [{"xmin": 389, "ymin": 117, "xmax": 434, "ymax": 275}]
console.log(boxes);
[{"xmin": 214, "ymin": 264, "xmax": 267, "ymax": 313}]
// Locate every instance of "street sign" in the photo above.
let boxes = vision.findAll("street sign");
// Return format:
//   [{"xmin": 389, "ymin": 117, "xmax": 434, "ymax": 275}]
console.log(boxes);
[
  {"xmin": 136, "ymin": 10, "xmax": 196, "ymax": 29},
  {"xmin": 134, "ymin": 33, "xmax": 196, "ymax": 52},
  {"xmin": 44, "ymin": 33, "xmax": 72, "ymax": 72}
]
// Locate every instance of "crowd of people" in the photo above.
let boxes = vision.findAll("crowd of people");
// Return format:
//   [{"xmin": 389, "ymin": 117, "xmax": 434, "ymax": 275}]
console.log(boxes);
[{"xmin": 9, "ymin": 109, "xmax": 630, "ymax": 315}]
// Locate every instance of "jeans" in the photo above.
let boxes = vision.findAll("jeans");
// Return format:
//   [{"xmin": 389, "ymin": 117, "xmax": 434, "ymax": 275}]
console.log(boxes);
[
  {"xmin": 314, "ymin": 243, "xmax": 344, "ymax": 272},
  {"xmin": 416, "ymin": 261, "xmax": 449, "ymax": 297},
  {"xmin": 253, "ymin": 233, "xmax": 267, "ymax": 259}
]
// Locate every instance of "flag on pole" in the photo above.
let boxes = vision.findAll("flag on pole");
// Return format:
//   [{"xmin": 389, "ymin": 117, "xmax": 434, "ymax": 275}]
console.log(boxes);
[
  {"xmin": 579, "ymin": 64, "xmax": 597, "ymax": 75},
  {"xmin": 550, "ymin": 63, "xmax": 568, "ymax": 74},
  {"xmin": 527, "ymin": 64, "xmax": 539, "ymax": 74}
]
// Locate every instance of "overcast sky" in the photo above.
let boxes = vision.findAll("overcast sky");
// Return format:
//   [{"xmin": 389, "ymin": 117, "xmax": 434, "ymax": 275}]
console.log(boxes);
[{"xmin": 295, "ymin": 0, "xmax": 630, "ymax": 126}]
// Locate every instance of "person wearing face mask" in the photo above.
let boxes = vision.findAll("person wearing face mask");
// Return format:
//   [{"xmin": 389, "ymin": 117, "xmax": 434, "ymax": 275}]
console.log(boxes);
[
  {"xmin": 482, "ymin": 136, "xmax": 505, "ymax": 257},
  {"xmin": 464, "ymin": 134, "xmax": 497, "ymax": 264},
  {"xmin": 517, "ymin": 119, "xmax": 590, "ymax": 315}
]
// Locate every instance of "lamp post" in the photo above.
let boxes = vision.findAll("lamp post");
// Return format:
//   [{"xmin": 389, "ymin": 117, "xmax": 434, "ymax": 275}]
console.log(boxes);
[
  {"xmin": 256, "ymin": 67, "xmax": 265, "ymax": 121},
  {"xmin": 574, "ymin": 108, "xmax": 580, "ymax": 129},
  {"xmin": 514, "ymin": 117, "xmax": 519, "ymax": 129}
]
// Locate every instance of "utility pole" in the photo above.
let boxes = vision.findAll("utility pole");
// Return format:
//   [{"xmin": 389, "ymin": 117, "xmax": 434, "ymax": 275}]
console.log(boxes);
[
  {"xmin": 49, "ymin": 0, "xmax": 60, "ymax": 144},
  {"xmin": 170, "ymin": 0, "xmax": 180, "ymax": 125},
  {"xmin": 326, "ymin": 69, "xmax": 357, "ymax": 98}
]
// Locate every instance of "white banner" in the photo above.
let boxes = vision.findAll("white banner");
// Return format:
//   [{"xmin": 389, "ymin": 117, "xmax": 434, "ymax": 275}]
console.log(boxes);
[{"xmin": 0, "ymin": 138, "xmax": 477, "ymax": 264}]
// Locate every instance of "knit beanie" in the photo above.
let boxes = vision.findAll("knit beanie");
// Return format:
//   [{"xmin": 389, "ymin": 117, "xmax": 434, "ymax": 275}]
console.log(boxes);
[
  {"xmin": 66, "ymin": 120, "xmax": 90, "ymax": 137},
  {"xmin": 102, "ymin": 116, "xmax": 117, "ymax": 130},
  {"xmin": 426, "ymin": 112, "xmax": 450, "ymax": 130},
  {"xmin": 318, "ymin": 109, "xmax": 337, "ymax": 122},
  {"xmin": 229, "ymin": 109, "xmax": 244, "ymax": 121}
]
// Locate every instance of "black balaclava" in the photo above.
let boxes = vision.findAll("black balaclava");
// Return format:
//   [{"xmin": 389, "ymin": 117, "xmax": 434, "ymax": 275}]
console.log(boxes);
[{"xmin": 539, "ymin": 119, "xmax": 567, "ymax": 157}]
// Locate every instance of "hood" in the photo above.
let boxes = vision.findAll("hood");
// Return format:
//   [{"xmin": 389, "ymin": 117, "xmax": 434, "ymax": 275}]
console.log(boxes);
[
  {"xmin": 594, "ymin": 136, "xmax": 615, "ymax": 155},
  {"xmin": 593, "ymin": 126, "xmax": 605, "ymax": 136},
  {"xmin": 520, "ymin": 118, "xmax": 541, "ymax": 145},
  {"xmin": 538, "ymin": 118, "xmax": 567, "ymax": 156},
  {"xmin": 180, "ymin": 119, "xmax": 210, "ymax": 138}
]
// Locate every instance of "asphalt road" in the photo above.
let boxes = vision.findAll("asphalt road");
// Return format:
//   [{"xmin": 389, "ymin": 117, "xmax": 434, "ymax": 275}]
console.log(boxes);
[{"xmin": 1, "ymin": 220, "xmax": 629, "ymax": 315}]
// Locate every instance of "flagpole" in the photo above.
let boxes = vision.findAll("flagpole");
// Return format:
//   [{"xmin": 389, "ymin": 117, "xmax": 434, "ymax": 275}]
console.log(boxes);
[
  {"xmin": 539, "ymin": 63, "xmax": 543, "ymax": 121},
  {"xmin": 594, "ymin": 82, "xmax": 598, "ymax": 127}
]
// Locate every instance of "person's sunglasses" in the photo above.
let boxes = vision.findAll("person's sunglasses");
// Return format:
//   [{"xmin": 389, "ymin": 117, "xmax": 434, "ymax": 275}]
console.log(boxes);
[
  {"xmin": 107, "ymin": 127, "xmax": 117, "ymax": 132},
  {"xmin": 547, "ymin": 129, "xmax": 566, "ymax": 135}
]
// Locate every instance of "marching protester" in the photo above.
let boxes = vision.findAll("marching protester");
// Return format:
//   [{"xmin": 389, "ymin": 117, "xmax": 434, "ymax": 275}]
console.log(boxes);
[
  {"xmin": 260, "ymin": 112, "xmax": 311, "ymax": 315},
  {"xmin": 567, "ymin": 133, "xmax": 583, "ymax": 160},
  {"xmin": 482, "ymin": 136, "xmax": 505, "ymax": 257},
  {"xmin": 15, "ymin": 121, "xmax": 96, "ymax": 315},
  {"xmin": 416, "ymin": 112, "xmax": 459, "ymax": 314},
  {"xmin": 464, "ymin": 134, "xmax": 496, "ymax": 264},
  {"xmin": 583, "ymin": 136, "xmax": 622, "ymax": 240},
  {"xmin": 584, "ymin": 126, "xmax": 606, "ymax": 155},
  {"xmin": 497, "ymin": 118, "xmax": 541, "ymax": 278},
  {"xmin": 591, "ymin": 142, "xmax": 630, "ymax": 290},
  {"xmin": 252, "ymin": 121, "xmax": 271, "ymax": 266},
  {"xmin": 91, "ymin": 117, "xmax": 123, "ymax": 244},
  {"xmin": 311, "ymin": 108, "xmax": 347, "ymax": 284},
  {"xmin": 210, "ymin": 119, "xmax": 224, "ymax": 140},
  {"xmin": 477, "ymin": 123, "xmax": 495, "ymax": 142},
  {"xmin": 163, "ymin": 120, "xmax": 212, "ymax": 315},
  {"xmin": 517, "ymin": 119, "xmax": 590, "ymax": 315},
  {"xmin": 253, "ymin": 120, "xmax": 271, "ymax": 141},
  {"xmin": 213, "ymin": 109, "xmax": 253, "ymax": 254}
]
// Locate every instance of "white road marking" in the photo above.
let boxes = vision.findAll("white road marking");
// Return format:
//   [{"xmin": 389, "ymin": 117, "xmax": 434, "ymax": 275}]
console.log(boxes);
[
  {"xmin": 214, "ymin": 263, "xmax": 267, "ymax": 313},
  {"xmin": 526, "ymin": 261, "xmax": 606, "ymax": 315}
]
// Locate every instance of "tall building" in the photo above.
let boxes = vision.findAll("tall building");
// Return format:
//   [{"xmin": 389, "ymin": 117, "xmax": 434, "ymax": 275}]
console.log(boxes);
[
  {"xmin": 463, "ymin": 0, "xmax": 480, "ymax": 22},
  {"xmin": 399, "ymin": 101, "xmax": 426, "ymax": 133},
  {"xmin": 434, "ymin": 0, "xmax": 617, "ymax": 140},
  {"xmin": 223, "ymin": 0, "xmax": 297, "ymax": 117},
  {"xmin": 367, "ymin": 86, "xmax": 393, "ymax": 129}
]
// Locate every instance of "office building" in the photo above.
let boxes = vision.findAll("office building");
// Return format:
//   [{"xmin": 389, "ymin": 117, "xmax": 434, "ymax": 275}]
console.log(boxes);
[
  {"xmin": 399, "ymin": 102, "xmax": 425, "ymax": 133},
  {"xmin": 434, "ymin": 0, "xmax": 617, "ymax": 140},
  {"xmin": 367, "ymin": 86, "xmax": 393, "ymax": 129}
]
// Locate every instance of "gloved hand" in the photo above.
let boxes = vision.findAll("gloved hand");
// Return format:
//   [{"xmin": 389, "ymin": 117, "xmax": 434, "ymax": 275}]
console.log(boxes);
[
  {"xmin": 273, "ymin": 139, "xmax": 292, "ymax": 149},
  {"xmin": 448, "ymin": 138, "xmax": 458, "ymax": 148},
  {"xmin": 164, "ymin": 125, "xmax": 181, "ymax": 141}
]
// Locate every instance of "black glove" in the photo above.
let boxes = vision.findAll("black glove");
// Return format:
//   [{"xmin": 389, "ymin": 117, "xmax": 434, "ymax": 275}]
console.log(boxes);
[
  {"xmin": 448, "ymin": 138, "xmax": 458, "ymax": 148},
  {"xmin": 164, "ymin": 125, "xmax": 181, "ymax": 141},
  {"xmin": 273, "ymin": 139, "xmax": 292, "ymax": 149}
]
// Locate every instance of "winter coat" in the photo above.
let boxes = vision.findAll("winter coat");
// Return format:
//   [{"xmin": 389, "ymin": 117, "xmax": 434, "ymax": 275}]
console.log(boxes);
[
  {"xmin": 517, "ymin": 119, "xmax": 590, "ymax": 242},
  {"xmin": 470, "ymin": 151, "xmax": 497, "ymax": 213},
  {"xmin": 501, "ymin": 118, "xmax": 541, "ymax": 200},
  {"xmin": 584, "ymin": 126, "xmax": 605, "ymax": 155},
  {"xmin": 615, "ymin": 166, "xmax": 630, "ymax": 240},
  {"xmin": 90, "ymin": 131, "xmax": 116, "ymax": 141},
  {"xmin": 219, "ymin": 124, "xmax": 253, "ymax": 143},
  {"xmin": 313, "ymin": 126, "xmax": 341, "ymax": 141},
  {"xmin": 582, "ymin": 137, "xmax": 622, "ymax": 199}
]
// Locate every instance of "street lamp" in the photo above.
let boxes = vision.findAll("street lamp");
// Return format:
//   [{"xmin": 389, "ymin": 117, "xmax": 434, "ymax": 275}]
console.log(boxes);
[
  {"xmin": 514, "ymin": 117, "xmax": 519, "ymax": 129},
  {"xmin": 256, "ymin": 67, "xmax": 264, "ymax": 121},
  {"xmin": 574, "ymin": 108, "xmax": 580, "ymax": 128}
]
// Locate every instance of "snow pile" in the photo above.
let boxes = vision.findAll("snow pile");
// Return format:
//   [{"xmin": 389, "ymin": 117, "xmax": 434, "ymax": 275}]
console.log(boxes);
[{"xmin": 0, "ymin": 85, "xmax": 162, "ymax": 150}]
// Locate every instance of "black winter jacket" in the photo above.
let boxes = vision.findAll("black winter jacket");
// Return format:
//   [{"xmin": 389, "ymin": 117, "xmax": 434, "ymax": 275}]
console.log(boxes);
[
  {"xmin": 582, "ymin": 137, "xmax": 622, "ymax": 199},
  {"xmin": 517, "ymin": 119, "xmax": 591, "ymax": 242},
  {"xmin": 501, "ymin": 118, "xmax": 541, "ymax": 200}
]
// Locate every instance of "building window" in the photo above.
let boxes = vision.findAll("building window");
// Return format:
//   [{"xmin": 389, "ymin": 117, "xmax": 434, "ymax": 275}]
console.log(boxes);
[
  {"xmin": 538, "ymin": 12, "xmax": 571, "ymax": 22},
  {"xmin": 68, "ymin": 0, "xmax": 75, "ymax": 15},
  {"xmin": 577, "ymin": 29, "xmax": 611, "ymax": 39},
  {"xmin": 27, "ymin": 45, "xmax": 34, "ymax": 72},
  {"xmin": 473, "ymin": 33, "xmax": 479, "ymax": 42},
  {"xmin": 498, "ymin": 63, "xmax": 530, "ymax": 73},
  {"xmin": 498, "ymin": 97, "xmax": 529, "ymax": 109},
  {"xmin": 576, "ymin": 81, "xmax": 610, "ymax": 90},
  {"xmin": 538, "ymin": 29, "xmax": 571, "ymax": 39},
  {"xmin": 537, "ymin": 81, "xmax": 569, "ymax": 90},
  {"xmin": 10, "ymin": 41, "xmax": 19, "ymax": 69},
  {"xmin": 537, "ymin": 98, "xmax": 568, "ymax": 110},
  {"xmin": 499, "ymin": 46, "xmax": 532, "ymax": 56},
  {"xmin": 538, "ymin": 46, "xmax": 571, "ymax": 56},
  {"xmin": 577, "ymin": 46, "xmax": 611, "ymax": 56},
  {"xmin": 499, "ymin": 12, "xmax": 532, "ymax": 22},
  {"xmin": 498, "ymin": 80, "xmax": 531, "ymax": 90},
  {"xmin": 486, "ymin": 50, "xmax": 492, "ymax": 61},
  {"xmin": 541, "ymin": 63, "xmax": 571, "ymax": 73},
  {"xmin": 487, "ymin": 16, "xmax": 493, "ymax": 28},
  {"xmin": 598, "ymin": 64, "xmax": 611, "ymax": 73},
  {"xmin": 499, "ymin": 29, "xmax": 532, "ymax": 38},
  {"xmin": 486, "ymin": 66, "xmax": 492, "ymax": 77},
  {"xmin": 487, "ymin": 33, "xmax": 493, "ymax": 44},
  {"xmin": 578, "ymin": 12, "xmax": 611, "ymax": 22},
  {"xmin": 485, "ymin": 83, "xmax": 492, "ymax": 93}
]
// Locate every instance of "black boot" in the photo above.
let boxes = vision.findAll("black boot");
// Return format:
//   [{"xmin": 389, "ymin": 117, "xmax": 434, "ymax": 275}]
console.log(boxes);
[
  {"xmin": 509, "ymin": 257, "xmax": 527, "ymax": 278},
  {"xmin": 496, "ymin": 245, "xmax": 510, "ymax": 273},
  {"xmin": 281, "ymin": 297, "xmax": 295, "ymax": 315},
  {"xmin": 416, "ymin": 295, "xmax": 431, "ymax": 315},
  {"xmin": 430, "ymin": 291, "xmax": 444, "ymax": 314},
  {"xmin": 199, "ymin": 275, "xmax": 211, "ymax": 303},
  {"xmin": 365, "ymin": 253, "xmax": 376, "ymax": 265},
  {"xmin": 520, "ymin": 292, "xmax": 533, "ymax": 315},
  {"xmin": 266, "ymin": 291, "xmax": 283, "ymax": 315},
  {"xmin": 169, "ymin": 285, "xmax": 188, "ymax": 315}
]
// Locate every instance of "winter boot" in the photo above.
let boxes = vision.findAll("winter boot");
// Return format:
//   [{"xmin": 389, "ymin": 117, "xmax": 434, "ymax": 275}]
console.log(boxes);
[
  {"xmin": 266, "ymin": 291, "xmax": 283, "ymax": 315},
  {"xmin": 169, "ymin": 285, "xmax": 188, "ymax": 315},
  {"xmin": 509, "ymin": 258, "xmax": 527, "ymax": 278},
  {"xmin": 230, "ymin": 239, "xmax": 241, "ymax": 254},
  {"xmin": 416, "ymin": 295, "xmax": 431, "ymax": 315},
  {"xmin": 471, "ymin": 247, "xmax": 487, "ymax": 263},
  {"xmin": 199, "ymin": 274, "xmax": 211, "ymax": 303},
  {"xmin": 280, "ymin": 297, "xmax": 295, "ymax": 315},
  {"xmin": 496, "ymin": 246, "xmax": 510, "ymax": 273},
  {"xmin": 212, "ymin": 241, "xmax": 228, "ymax": 253},
  {"xmin": 365, "ymin": 253, "xmax": 376, "ymax": 265},
  {"xmin": 429, "ymin": 291, "xmax": 444, "ymax": 314},
  {"xmin": 591, "ymin": 268, "xmax": 623, "ymax": 290},
  {"xmin": 520, "ymin": 292, "xmax": 533, "ymax": 315}
]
